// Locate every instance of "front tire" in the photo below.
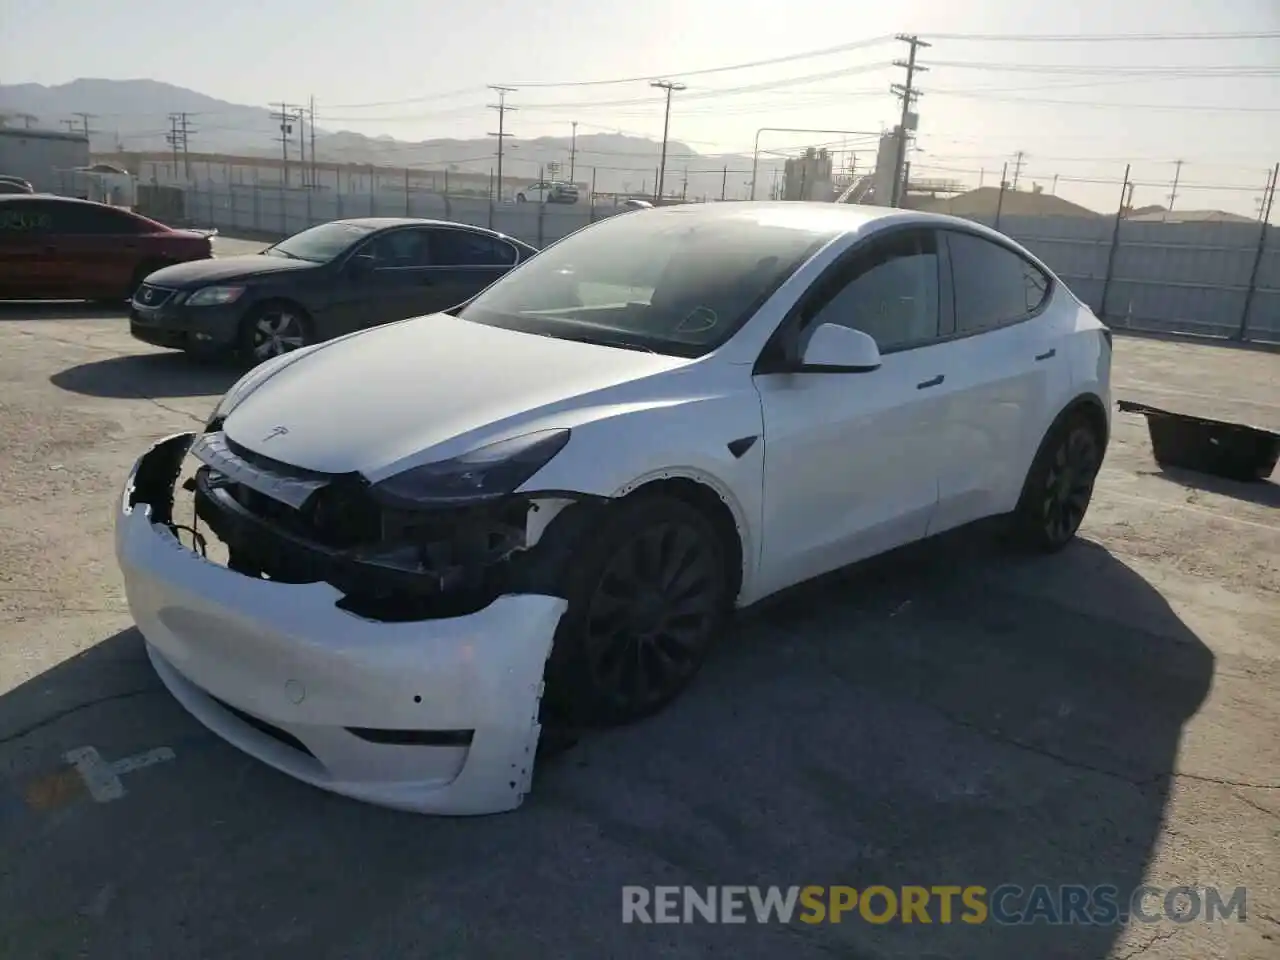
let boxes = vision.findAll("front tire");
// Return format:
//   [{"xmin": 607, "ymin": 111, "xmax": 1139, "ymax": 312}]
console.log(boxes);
[
  {"xmin": 1012, "ymin": 413, "xmax": 1104, "ymax": 552},
  {"xmin": 238, "ymin": 302, "xmax": 311, "ymax": 365},
  {"xmin": 540, "ymin": 494, "xmax": 733, "ymax": 727}
]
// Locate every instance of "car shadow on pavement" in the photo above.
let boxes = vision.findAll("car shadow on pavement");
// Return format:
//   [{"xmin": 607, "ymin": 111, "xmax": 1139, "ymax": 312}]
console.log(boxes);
[
  {"xmin": 0, "ymin": 302, "xmax": 128, "ymax": 321},
  {"xmin": 50, "ymin": 351, "xmax": 242, "ymax": 400},
  {"xmin": 1143, "ymin": 465, "xmax": 1280, "ymax": 509},
  {"xmin": 0, "ymin": 529, "xmax": 1212, "ymax": 960}
]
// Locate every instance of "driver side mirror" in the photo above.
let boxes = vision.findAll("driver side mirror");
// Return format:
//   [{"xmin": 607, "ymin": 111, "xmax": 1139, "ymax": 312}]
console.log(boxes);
[{"xmin": 798, "ymin": 323, "xmax": 881, "ymax": 372}]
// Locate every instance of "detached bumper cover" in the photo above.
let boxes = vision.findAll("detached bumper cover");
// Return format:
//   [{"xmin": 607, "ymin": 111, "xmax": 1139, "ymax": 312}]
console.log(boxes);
[{"xmin": 115, "ymin": 433, "xmax": 567, "ymax": 815}]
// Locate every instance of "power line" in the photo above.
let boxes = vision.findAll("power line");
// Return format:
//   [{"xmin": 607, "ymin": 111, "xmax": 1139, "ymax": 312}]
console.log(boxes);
[
  {"xmin": 925, "ymin": 30, "xmax": 1280, "ymax": 42},
  {"xmin": 890, "ymin": 34, "xmax": 929, "ymax": 207},
  {"xmin": 487, "ymin": 86, "xmax": 516, "ymax": 202},
  {"xmin": 651, "ymin": 80, "xmax": 686, "ymax": 201},
  {"xmin": 925, "ymin": 61, "xmax": 1280, "ymax": 76},
  {"xmin": 502, "ymin": 35, "xmax": 894, "ymax": 88},
  {"xmin": 930, "ymin": 89, "xmax": 1280, "ymax": 113}
]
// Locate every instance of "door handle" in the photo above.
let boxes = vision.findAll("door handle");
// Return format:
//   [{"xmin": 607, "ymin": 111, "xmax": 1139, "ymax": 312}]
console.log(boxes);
[
  {"xmin": 916, "ymin": 374, "xmax": 944, "ymax": 390},
  {"xmin": 1035, "ymin": 348, "xmax": 1056, "ymax": 361}
]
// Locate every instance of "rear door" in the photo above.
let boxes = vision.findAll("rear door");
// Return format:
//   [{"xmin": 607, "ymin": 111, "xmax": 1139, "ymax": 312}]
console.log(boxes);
[
  {"xmin": 929, "ymin": 229, "xmax": 1066, "ymax": 532},
  {"xmin": 425, "ymin": 228, "xmax": 519, "ymax": 309},
  {"xmin": 44, "ymin": 201, "xmax": 150, "ymax": 298}
]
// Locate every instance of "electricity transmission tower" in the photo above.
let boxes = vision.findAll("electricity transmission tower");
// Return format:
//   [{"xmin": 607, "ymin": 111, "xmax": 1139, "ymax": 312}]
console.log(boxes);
[
  {"xmin": 488, "ymin": 86, "xmax": 517, "ymax": 201},
  {"xmin": 889, "ymin": 34, "xmax": 929, "ymax": 207}
]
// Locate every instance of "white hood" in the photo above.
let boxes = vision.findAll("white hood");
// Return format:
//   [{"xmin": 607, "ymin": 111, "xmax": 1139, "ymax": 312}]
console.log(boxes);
[{"xmin": 223, "ymin": 314, "xmax": 690, "ymax": 476}]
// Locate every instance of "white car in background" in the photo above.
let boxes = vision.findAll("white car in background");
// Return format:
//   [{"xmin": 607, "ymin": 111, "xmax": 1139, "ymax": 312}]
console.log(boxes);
[
  {"xmin": 515, "ymin": 180, "xmax": 579, "ymax": 204},
  {"xmin": 116, "ymin": 202, "xmax": 1111, "ymax": 816}
]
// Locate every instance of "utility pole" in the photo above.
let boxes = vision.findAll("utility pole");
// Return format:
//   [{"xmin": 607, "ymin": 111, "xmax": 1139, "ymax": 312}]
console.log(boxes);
[
  {"xmin": 309, "ymin": 96, "xmax": 317, "ymax": 190},
  {"xmin": 721, "ymin": 164, "xmax": 728, "ymax": 201},
  {"xmin": 488, "ymin": 86, "xmax": 516, "ymax": 202},
  {"xmin": 60, "ymin": 119, "xmax": 77, "ymax": 133},
  {"xmin": 889, "ymin": 34, "xmax": 929, "ymax": 208},
  {"xmin": 681, "ymin": 166, "xmax": 689, "ymax": 201},
  {"xmin": 569, "ymin": 120, "xmax": 578, "ymax": 182},
  {"xmin": 166, "ymin": 112, "xmax": 195, "ymax": 181},
  {"xmin": 1257, "ymin": 166, "xmax": 1277, "ymax": 221},
  {"xmin": 72, "ymin": 111, "xmax": 98, "ymax": 141},
  {"xmin": 650, "ymin": 79, "xmax": 686, "ymax": 203},
  {"xmin": 1011, "ymin": 150, "xmax": 1026, "ymax": 191},
  {"xmin": 1166, "ymin": 159, "xmax": 1184, "ymax": 220},
  {"xmin": 296, "ymin": 107, "xmax": 307, "ymax": 187},
  {"xmin": 270, "ymin": 103, "xmax": 299, "ymax": 187}
]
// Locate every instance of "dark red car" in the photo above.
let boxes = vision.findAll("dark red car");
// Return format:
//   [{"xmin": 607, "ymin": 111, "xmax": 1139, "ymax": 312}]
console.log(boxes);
[{"xmin": 0, "ymin": 194, "xmax": 213, "ymax": 302}]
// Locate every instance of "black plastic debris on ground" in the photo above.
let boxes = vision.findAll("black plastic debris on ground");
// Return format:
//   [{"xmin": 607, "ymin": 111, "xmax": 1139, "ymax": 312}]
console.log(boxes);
[{"xmin": 1117, "ymin": 400, "xmax": 1280, "ymax": 482}]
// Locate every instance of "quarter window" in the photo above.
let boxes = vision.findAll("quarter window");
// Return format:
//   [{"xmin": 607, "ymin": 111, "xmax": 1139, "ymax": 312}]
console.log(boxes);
[
  {"xmin": 803, "ymin": 230, "xmax": 940, "ymax": 352},
  {"xmin": 947, "ymin": 231, "xmax": 1050, "ymax": 333}
]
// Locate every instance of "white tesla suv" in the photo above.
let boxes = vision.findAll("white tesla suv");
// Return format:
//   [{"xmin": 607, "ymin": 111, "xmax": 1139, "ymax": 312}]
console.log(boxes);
[{"xmin": 116, "ymin": 202, "xmax": 1112, "ymax": 815}]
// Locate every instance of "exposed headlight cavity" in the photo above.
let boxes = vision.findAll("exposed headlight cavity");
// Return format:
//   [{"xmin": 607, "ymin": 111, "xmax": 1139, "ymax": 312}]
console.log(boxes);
[{"xmin": 371, "ymin": 430, "xmax": 571, "ymax": 509}]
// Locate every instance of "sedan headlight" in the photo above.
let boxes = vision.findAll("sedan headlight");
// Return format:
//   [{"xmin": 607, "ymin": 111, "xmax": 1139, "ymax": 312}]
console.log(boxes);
[
  {"xmin": 186, "ymin": 285, "xmax": 246, "ymax": 307},
  {"xmin": 371, "ymin": 429, "xmax": 571, "ymax": 509}
]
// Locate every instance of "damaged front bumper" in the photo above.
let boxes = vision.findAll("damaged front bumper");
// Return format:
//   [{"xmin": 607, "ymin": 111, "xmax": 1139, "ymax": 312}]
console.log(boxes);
[{"xmin": 115, "ymin": 432, "xmax": 568, "ymax": 815}]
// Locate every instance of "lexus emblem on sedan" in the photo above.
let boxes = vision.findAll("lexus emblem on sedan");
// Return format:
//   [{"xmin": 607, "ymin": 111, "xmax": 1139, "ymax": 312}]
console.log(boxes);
[
  {"xmin": 262, "ymin": 425, "xmax": 289, "ymax": 442},
  {"xmin": 142, "ymin": 288, "xmax": 154, "ymax": 303}
]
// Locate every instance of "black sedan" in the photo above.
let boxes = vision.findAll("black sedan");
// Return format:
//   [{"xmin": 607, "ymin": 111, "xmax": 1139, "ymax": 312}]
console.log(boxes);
[{"xmin": 129, "ymin": 218, "xmax": 537, "ymax": 362}]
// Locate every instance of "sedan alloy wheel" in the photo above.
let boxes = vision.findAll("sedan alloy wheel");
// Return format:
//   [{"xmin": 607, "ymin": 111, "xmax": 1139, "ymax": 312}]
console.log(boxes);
[{"xmin": 251, "ymin": 310, "xmax": 307, "ymax": 361}]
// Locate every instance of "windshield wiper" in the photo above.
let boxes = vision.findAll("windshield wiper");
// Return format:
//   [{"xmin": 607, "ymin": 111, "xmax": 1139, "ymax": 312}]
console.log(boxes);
[{"xmin": 565, "ymin": 333, "xmax": 659, "ymax": 354}]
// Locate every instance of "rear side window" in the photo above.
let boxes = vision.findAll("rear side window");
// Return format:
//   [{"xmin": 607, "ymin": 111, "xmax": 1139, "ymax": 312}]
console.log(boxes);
[
  {"xmin": 430, "ymin": 229, "xmax": 517, "ymax": 266},
  {"xmin": 52, "ymin": 202, "xmax": 151, "ymax": 235},
  {"xmin": 946, "ymin": 231, "xmax": 1050, "ymax": 333}
]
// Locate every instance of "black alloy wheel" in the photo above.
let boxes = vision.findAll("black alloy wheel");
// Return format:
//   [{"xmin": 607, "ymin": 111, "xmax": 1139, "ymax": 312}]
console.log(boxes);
[
  {"xmin": 1015, "ymin": 415, "xmax": 1103, "ymax": 551},
  {"xmin": 540, "ymin": 495, "xmax": 732, "ymax": 726}
]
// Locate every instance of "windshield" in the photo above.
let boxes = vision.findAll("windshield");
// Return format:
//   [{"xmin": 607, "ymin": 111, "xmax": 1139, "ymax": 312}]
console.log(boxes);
[
  {"xmin": 455, "ymin": 208, "xmax": 834, "ymax": 357},
  {"xmin": 265, "ymin": 221, "xmax": 375, "ymax": 262}
]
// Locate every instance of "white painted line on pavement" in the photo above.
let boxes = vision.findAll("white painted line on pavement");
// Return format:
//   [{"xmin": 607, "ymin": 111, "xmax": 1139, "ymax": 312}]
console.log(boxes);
[{"xmin": 63, "ymin": 745, "xmax": 176, "ymax": 803}]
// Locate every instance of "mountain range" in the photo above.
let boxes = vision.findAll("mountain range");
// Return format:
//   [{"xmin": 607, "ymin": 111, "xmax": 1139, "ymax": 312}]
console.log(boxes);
[{"xmin": 0, "ymin": 78, "xmax": 789, "ymax": 198}]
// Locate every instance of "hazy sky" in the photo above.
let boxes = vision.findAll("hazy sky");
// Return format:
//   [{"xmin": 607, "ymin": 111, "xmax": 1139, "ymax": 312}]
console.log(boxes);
[{"xmin": 3, "ymin": 0, "xmax": 1279, "ymax": 214}]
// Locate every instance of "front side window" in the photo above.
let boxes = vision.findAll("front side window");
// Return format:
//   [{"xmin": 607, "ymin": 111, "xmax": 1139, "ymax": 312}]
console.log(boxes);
[
  {"xmin": 456, "ymin": 207, "xmax": 834, "ymax": 357},
  {"xmin": 947, "ymin": 231, "xmax": 1050, "ymax": 333},
  {"xmin": 266, "ymin": 221, "xmax": 376, "ymax": 263},
  {"xmin": 802, "ymin": 230, "xmax": 940, "ymax": 352}
]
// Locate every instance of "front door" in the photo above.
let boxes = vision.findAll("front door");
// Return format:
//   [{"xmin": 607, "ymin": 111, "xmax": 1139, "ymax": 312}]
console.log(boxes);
[{"xmin": 753, "ymin": 228, "xmax": 950, "ymax": 597}]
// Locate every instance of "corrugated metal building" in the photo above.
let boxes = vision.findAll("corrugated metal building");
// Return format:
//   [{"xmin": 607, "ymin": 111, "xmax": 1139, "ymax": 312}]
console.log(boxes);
[{"xmin": 0, "ymin": 128, "xmax": 91, "ymax": 193}]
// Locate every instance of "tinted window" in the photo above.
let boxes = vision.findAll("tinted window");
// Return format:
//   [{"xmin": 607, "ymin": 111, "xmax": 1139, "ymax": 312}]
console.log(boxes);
[
  {"xmin": 267, "ymin": 221, "xmax": 375, "ymax": 262},
  {"xmin": 457, "ymin": 207, "xmax": 832, "ymax": 357},
  {"xmin": 430, "ymin": 229, "xmax": 517, "ymax": 266},
  {"xmin": 0, "ymin": 199, "xmax": 54, "ymax": 233},
  {"xmin": 947, "ymin": 231, "xmax": 1050, "ymax": 333},
  {"xmin": 54, "ymin": 202, "xmax": 150, "ymax": 234},
  {"xmin": 364, "ymin": 228, "xmax": 432, "ymax": 266},
  {"xmin": 804, "ymin": 230, "xmax": 940, "ymax": 351}
]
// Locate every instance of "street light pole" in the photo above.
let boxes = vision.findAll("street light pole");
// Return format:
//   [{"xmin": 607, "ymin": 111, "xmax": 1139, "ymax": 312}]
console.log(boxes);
[{"xmin": 650, "ymin": 80, "xmax": 685, "ymax": 202}]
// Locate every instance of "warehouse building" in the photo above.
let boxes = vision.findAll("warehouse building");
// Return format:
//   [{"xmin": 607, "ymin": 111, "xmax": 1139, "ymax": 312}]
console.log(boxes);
[{"xmin": 0, "ymin": 127, "xmax": 90, "ymax": 193}]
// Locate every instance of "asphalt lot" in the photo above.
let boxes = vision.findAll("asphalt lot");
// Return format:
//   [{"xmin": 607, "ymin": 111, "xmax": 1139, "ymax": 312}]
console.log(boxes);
[{"xmin": 0, "ymin": 263, "xmax": 1277, "ymax": 959}]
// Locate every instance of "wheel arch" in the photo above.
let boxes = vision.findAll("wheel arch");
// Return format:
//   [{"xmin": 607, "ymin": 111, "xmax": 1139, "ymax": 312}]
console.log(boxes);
[{"xmin": 1051, "ymin": 391, "xmax": 1110, "ymax": 450}]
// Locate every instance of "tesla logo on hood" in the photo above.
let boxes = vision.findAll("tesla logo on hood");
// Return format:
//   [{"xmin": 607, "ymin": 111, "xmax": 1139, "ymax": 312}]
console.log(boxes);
[{"xmin": 262, "ymin": 425, "xmax": 289, "ymax": 442}]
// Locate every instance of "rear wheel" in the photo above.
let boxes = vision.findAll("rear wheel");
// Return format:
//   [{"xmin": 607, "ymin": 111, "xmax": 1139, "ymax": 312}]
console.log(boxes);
[
  {"xmin": 238, "ymin": 302, "xmax": 311, "ymax": 364},
  {"xmin": 540, "ymin": 494, "xmax": 733, "ymax": 727},
  {"xmin": 1012, "ymin": 413, "xmax": 1104, "ymax": 551}
]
